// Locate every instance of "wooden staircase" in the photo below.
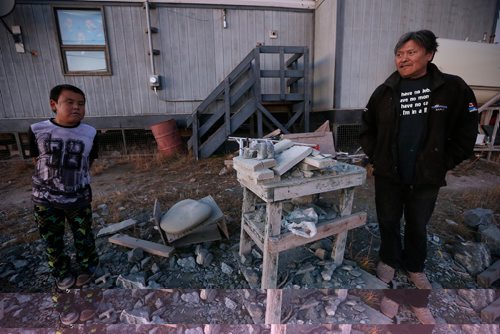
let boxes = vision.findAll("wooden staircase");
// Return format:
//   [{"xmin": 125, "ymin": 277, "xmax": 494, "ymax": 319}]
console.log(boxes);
[{"xmin": 187, "ymin": 46, "xmax": 311, "ymax": 159}]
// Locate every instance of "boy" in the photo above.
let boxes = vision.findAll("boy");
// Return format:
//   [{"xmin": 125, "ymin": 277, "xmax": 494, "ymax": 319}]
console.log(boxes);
[{"xmin": 29, "ymin": 84, "xmax": 99, "ymax": 290}]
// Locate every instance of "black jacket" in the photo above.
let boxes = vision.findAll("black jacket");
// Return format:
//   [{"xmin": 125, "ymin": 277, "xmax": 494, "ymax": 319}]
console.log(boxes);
[{"xmin": 360, "ymin": 63, "xmax": 478, "ymax": 186}]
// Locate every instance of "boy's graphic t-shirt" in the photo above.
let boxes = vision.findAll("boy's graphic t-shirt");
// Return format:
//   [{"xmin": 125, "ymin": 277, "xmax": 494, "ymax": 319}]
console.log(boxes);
[
  {"xmin": 29, "ymin": 119, "xmax": 98, "ymax": 208},
  {"xmin": 398, "ymin": 75, "xmax": 431, "ymax": 184}
]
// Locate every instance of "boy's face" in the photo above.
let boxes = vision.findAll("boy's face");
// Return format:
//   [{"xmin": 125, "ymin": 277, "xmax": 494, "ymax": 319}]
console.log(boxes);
[{"xmin": 50, "ymin": 89, "xmax": 86, "ymax": 126}]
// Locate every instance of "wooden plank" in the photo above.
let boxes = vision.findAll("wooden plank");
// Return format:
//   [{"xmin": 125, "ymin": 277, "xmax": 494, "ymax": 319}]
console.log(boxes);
[
  {"xmin": 108, "ymin": 234, "xmax": 175, "ymax": 258},
  {"xmin": 271, "ymin": 172, "xmax": 365, "ymax": 201},
  {"xmin": 240, "ymin": 188, "xmax": 258, "ymax": 257},
  {"xmin": 261, "ymin": 202, "xmax": 282, "ymax": 289},
  {"xmin": 233, "ymin": 157, "xmax": 277, "ymax": 171},
  {"xmin": 260, "ymin": 70, "xmax": 303, "ymax": 78},
  {"xmin": 265, "ymin": 289, "xmax": 283, "ymax": 324},
  {"xmin": 273, "ymin": 145, "xmax": 313, "ymax": 176},
  {"xmin": 267, "ymin": 213, "xmax": 366, "ymax": 253},
  {"xmin": 153, "ymin": 199, "xmax": 169, "ymax": 246},
  {"xmin": 261, "ymin": 93, "xmax": 304, "ymax": 102},
  {"xmin": 282, "ymin": 131, "xmax": 335, "ymax": 156},
  {"xmin": 97, "ymin": 219, "xmax": 137, "ymax": 238}
]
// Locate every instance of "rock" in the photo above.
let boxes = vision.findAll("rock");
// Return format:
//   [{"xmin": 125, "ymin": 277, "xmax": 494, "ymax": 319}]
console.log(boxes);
[
  {"xmin": 314, "ymin": 248, "xmax": 327, "ymax": 260},
  {"xmin": 241, "ymin": 267, "xmax": 260, "ymax": 286},
  {"xmin": 116, "ymin": 273, "xmax": 147, "ymax": 289},
  {"xmin": 225, "ymin": 297, "xmax": 238, "ymax": 310},
  {"xmin": 463, "ymin": 208, "xmax": 494, "ymax": 228},
  {"xmin": 97, "ymin": 203, "xmax": 109, "ymax": 216},
  {"xmin": 200, "ymin": 289, "xmax": 217, "ymax": 303},
  {"xmin": 461, "ymin": 324, "xmax": 499, "ymax": 334},
  {"xmin": 177, "ymin": 257, "xmax": 197, "ymax": 270},
  {"xmin": 181, "ymin": 291, "xmax": 200, "ymax": 304},
  {"xmin": 119, "ymin": 308, "xmax": 151, "ymax": 324},
  {"xmin": 221, "ymin": 262, "xmax": 233, "ymax": 275},
  {"xmin": 185, "ymin": 328, "xmax": 204, "ymax": 334},
  {"xmin": 457, "ymin": 289, "xmax": 496, "ymax": 311},
  {"xmin": 453, "ymin": 241, "xmax": 491, "ymax": 275},
  {"xmin": 151, "ymin": 263, "xmax": 160, "ymax": 274},
  {"xmin": 478, "ymin": 224, "xmax": 500, "ymax": 256},
  {"xmin": 245, "ymin": 302, "xmax": 264, "ymax": 323},
  {"xmin": 127, "ymin": 248, "xmax": 144, "ymax": 263},
  {"xmin": 12, "ymin": 260, "xmax": 28, "ymax": 270}
]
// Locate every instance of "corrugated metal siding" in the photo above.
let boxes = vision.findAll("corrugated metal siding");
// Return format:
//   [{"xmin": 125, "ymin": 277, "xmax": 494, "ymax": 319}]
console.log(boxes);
[
  {"xmin": 0, "ymin": 3, "xmax": 313, "ymax": 122},
  {"xmin": 335, "ymin": 0, "xmax": 498, "ymax": 109}
]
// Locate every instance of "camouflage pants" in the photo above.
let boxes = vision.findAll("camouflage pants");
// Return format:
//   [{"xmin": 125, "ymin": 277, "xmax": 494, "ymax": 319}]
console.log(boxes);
[{"xmin": 34, "ymin": 204, "xmax": 98, "ymax": 279}]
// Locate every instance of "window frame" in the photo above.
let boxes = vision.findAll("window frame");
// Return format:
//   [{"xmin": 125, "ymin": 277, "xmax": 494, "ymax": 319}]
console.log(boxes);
[{"xmin": 53, "ymin": 5, "xmax": 112, "ymax": 76}]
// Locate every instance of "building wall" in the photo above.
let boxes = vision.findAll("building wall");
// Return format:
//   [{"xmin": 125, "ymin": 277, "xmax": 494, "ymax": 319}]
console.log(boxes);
[
  {"xmin": 0, "ymin": 2, "xmax": 314, "ymax": 131},
  {"xmin": 335, "ymin": 0, "xmax": 498, "ymax": 110}
]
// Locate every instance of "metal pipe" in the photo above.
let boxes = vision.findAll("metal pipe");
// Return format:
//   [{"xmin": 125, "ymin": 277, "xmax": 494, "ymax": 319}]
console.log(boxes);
[{"xmin": 144, "ymin": 1, "xmax": 155, "ymax": 74}]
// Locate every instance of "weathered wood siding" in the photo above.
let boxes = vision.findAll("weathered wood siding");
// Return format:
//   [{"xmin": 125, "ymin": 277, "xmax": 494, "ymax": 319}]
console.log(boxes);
[
  {"xmin": 335, "ymin": 0, "xmax": 498, "ymax": 109},
  {"xmin": 0, "ymin": 2, "xmax": 313, "ymax": 129}
]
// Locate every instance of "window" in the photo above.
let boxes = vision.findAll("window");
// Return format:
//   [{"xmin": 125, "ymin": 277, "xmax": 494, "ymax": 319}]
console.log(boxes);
[{"xmin": 54, "ymin": 7, "xmax": 111, "ymax": 75}]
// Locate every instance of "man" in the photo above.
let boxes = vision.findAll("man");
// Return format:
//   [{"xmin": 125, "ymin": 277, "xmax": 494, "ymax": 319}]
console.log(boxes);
[{"xmin": 360, "ymin": 30, "xmax": 478, "ymax": 289}]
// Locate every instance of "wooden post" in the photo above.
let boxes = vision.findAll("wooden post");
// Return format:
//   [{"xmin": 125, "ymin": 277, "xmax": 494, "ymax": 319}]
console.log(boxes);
[
  {"xmin": 270, "ymin": 324, "xmax": 284, "ymax": 334},
  {"xmin": 265, "ymin": 289, "xmax": 283, "ymax": 324},
  {"xmin": 332, "ymin": 187, "xmax": 354, "ymax": 264},
  {"xmin": 192, "ymin": 111, "xmax": 199, "ymax": 160},
  {"xmin": 262, "ymin": 201, "xmax": 282, "ymax": 289},
  {"xmin": 224, "ymin": 77, "xmax": 231, "ymax": 136},
  {"xmin": 239, "ymin": 188, "xmax": 257, "ymax": 258}
]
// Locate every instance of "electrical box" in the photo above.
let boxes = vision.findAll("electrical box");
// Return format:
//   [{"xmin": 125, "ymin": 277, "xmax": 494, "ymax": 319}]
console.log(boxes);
[{"xmin": 149, "ymin": 75, "xmax": 161, "ymax": 89}]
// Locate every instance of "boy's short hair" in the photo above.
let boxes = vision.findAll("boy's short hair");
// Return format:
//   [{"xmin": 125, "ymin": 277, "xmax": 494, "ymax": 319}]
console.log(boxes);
[
  {"xmin": 50, "ymin": 84, "xmax": 86, "ymax": 102},
  {"xmin": 394, "ymin": 30, "xmax": 439, "ymax": 59}
]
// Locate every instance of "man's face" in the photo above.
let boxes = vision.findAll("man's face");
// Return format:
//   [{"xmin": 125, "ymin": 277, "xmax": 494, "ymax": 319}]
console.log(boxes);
[
  {"xmin": 50, "ymin": 90, "xmax": 86, "ymax": 126},
  {"xmin": 395, "ymin": 40, "xmax": 434, "ymax": 79}
]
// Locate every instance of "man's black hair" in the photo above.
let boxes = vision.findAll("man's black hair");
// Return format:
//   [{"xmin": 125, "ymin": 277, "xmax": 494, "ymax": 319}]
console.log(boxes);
[
  {"xmin": 50, "ymin": 84, "xmax": 86, "ymax": 102},
  {"xmin": 394, "ymin": 30, "xmax": 439, "ymax": 60}
]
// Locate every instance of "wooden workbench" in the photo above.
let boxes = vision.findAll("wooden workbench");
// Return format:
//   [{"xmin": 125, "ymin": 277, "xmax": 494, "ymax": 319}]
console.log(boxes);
[{"xmin": 237, "ymin": 162, "xmax": 367, "ymax": 290}]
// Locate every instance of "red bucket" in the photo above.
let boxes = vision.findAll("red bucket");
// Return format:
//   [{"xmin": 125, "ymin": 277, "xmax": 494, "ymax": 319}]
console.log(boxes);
[{"xmin": 150, "ymin": 119, "xmax": 185, "ymax": 156}]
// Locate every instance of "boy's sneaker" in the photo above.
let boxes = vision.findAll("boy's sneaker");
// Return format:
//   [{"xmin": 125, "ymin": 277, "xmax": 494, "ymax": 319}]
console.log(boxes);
[
  {"xmin": 56, "ymin": 276, "xmax": 75, "ymax": 290},
  {"xmin": 60, "ymin": 311, "xmax": 79, "ymax": 325},
  {"xmin": 79, "ymin": 308, "xmax": 97, "ymax": 322},
  {"xmin": 75, "ymin": 273, "xmax": 93, "ymax": 287}
]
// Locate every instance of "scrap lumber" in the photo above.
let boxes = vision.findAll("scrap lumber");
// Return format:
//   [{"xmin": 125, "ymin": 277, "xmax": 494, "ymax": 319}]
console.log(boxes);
[
  {"xmin": 108, "ymin": 234, "xmax": 174, "ymax": 258},
  {"xmin": 281, "ymin": 131, "xmax": 335, "ymax": 156},
  {"xmin": 97, "ymin": 219, "xmax": 137, "ymax": 238},
  {"xmin": 153, "ymin": 199, "xmax": 169, "ymax": 246},
  {"xmin": 273, "ymin": 145, "xmax": 313, "ymax": 175}
]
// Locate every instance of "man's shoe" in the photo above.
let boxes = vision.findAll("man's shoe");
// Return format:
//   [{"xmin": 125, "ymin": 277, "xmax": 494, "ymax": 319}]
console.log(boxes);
[
  {"xmin": 408, "ymin": 271, "xmax": 432, "ymax": 289},
  {"xmin": 56, "ymin": 276, "xmax": 75, "ymax": 290},
  {"xmin": 380, "ymin": 296, "xmax": 399, "ymax": 319},
  {"xmin": 411, "ymin": 306, "xmax": 436, "ymax": 324},
  {"xmin": 376, "ymin": 261, "xmax": 395, "ymax": 283},
  {"xmin": 75, "ymin": 273, "xmax": 93, "ymax": 287},
  {"xmin": 60, "ymin": 311, "xmax": 79, "ymax": 325},
  {"xmin": 79, "ymin": 308, "xmax": 97, "ymax": 322}
]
